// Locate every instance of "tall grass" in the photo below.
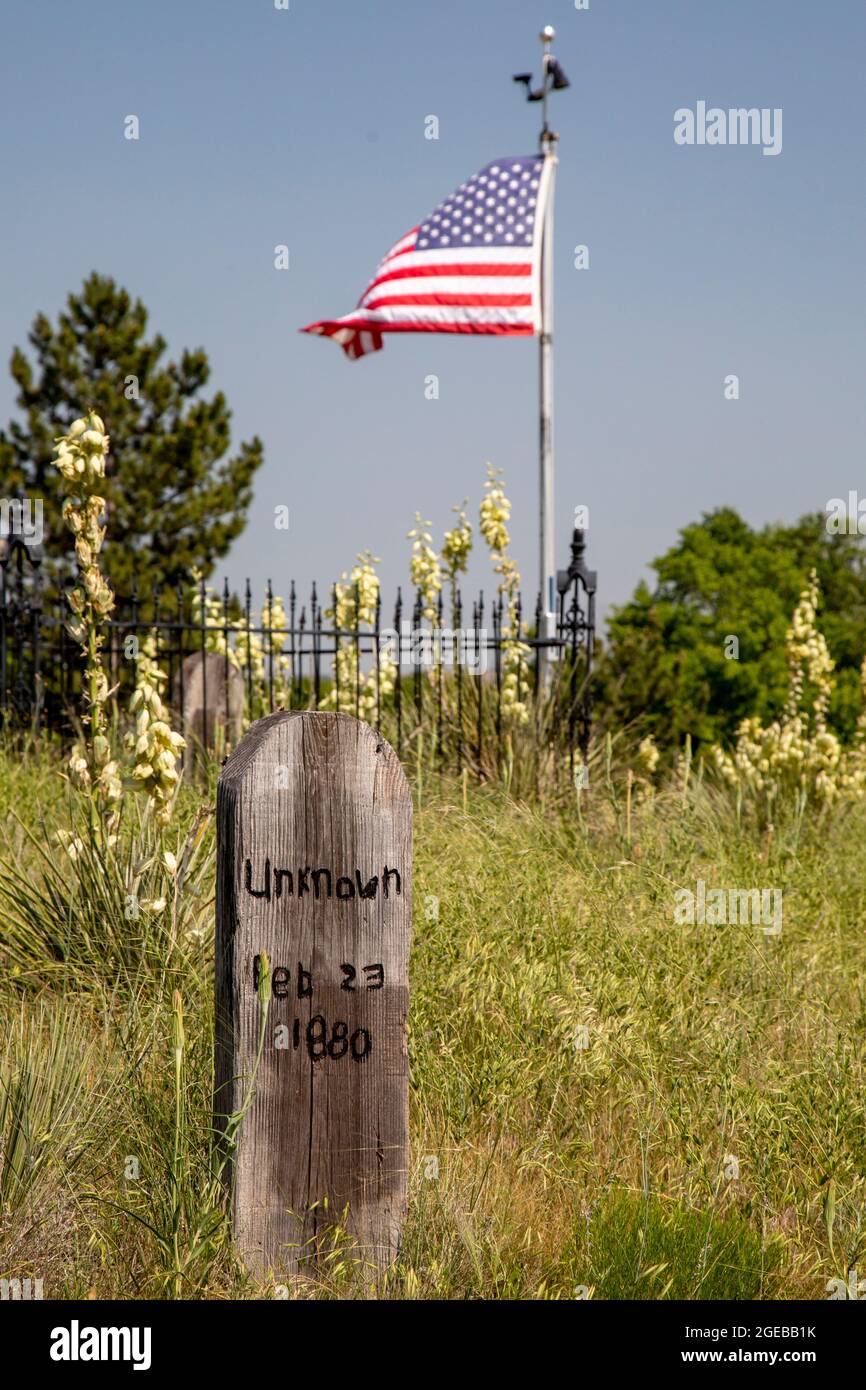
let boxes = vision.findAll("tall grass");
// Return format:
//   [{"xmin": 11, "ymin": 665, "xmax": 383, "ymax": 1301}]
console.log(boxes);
[{"xmin": 0, "ymin": 740, "xmax": 864, "ymax": 1298}]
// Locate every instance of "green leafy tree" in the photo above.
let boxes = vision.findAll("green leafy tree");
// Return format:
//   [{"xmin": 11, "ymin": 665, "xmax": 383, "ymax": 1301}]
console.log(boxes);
[
  {"xmin": 0, "ymin": 273, "xmax": 264, "ymax": 596},
  {"xmin": 595, "ymin": 507, "xmax": 866, "ymax": 750}
]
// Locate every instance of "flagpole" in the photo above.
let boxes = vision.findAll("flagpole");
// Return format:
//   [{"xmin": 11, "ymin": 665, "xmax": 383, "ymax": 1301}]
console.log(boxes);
[{"xmin": 538, "ymin": 24, "xmax": 558, "ymax": 690}]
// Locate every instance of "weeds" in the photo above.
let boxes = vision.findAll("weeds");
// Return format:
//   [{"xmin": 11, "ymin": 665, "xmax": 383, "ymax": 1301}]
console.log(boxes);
[{"xmin": 0, "ymin": 743, "xmax": 863, "ymax": 1298}]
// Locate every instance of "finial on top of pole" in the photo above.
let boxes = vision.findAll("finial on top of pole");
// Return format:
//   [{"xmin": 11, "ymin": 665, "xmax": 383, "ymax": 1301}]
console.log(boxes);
[{"xmin": 540, "ymin": 26, "xmax": 554, "ymax": 148}]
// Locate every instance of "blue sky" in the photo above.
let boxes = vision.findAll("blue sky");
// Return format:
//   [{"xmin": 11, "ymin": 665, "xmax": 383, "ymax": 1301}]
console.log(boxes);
[{"xmin": 1, "ymin": 0, "xmax": 864, "ymax": 621}]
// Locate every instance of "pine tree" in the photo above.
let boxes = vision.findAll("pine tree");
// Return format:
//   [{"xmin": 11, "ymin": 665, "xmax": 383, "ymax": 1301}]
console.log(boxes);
[{"xmin": 0, "ymin": 273, "xmax": 264, "ymax": 598}]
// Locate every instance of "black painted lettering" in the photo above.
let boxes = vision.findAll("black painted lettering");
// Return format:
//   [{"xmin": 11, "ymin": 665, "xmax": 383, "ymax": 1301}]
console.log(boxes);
[
  {"xmin": 274, "ymin": 868, "xmax": 293, "ymax": 898},
  {"xmin": 306, "ymin": 1015, "xmax": 328, "ymax": 1061},
  {"xmin": 328, "ymin": 1021, "xmax": 349, "ymax": 1058},
  {"xmin": 355, "ymin": 870, "xmax": 379, "ymax": 899},
  {"xmin": 245, "ymin": 857, "xmax": 272, "ymax": 901},
  {"xmin": 312, "ymin": 868, "xmax": 332, "ymax": 899}
]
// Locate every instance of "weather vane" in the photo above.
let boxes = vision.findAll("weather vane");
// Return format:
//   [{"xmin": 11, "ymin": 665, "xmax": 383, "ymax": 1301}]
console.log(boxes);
[{"xmin": 513, "ymin": 25, "xmax": 571, "ymax": 147}]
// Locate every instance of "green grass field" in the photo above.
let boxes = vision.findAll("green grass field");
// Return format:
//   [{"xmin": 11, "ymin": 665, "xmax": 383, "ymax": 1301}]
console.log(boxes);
[{"xmin": 1, "ymin": 739, "xmax": 864, "ymax": 1299}]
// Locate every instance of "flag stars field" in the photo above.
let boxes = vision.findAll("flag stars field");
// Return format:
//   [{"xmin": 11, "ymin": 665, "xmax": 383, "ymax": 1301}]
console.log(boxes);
[{"xmin": 418, "ymin": 159, "xmax": 539, "ymax": 249}]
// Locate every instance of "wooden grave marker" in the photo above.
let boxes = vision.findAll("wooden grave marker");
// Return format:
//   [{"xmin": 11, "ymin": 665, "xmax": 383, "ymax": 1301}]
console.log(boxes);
[
  {"xmin": 172, "ymin": 650, "xmax": 244, "ymax": 763},
  {"xmin": 215, "ymin": 710, "xmax": 412, "ymax": 1278}
]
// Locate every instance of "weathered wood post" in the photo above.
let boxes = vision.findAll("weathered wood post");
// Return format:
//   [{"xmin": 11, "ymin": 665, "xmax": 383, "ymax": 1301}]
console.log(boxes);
[{"xmin": 215, "ymin": 710, "xmax": 412, "ymax": 1279}]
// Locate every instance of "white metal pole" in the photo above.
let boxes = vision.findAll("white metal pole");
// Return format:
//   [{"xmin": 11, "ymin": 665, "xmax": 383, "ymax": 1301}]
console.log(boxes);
[{"xmin": 538, "ymin": 26, "xmax": 558, "ymax": 689}]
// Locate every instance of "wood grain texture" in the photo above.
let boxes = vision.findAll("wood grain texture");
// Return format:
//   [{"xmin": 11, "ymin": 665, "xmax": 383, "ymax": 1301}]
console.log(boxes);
[{"xmin": 215, "ymin": 711, "xmax": 412, "ymax": 1279}]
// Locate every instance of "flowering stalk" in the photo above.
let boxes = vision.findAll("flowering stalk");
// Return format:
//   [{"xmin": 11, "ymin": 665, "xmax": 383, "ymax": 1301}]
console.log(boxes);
[
  {"xmin": 235, "ymin": 593, "xmax": 292, "ymax": 719},
  {"xmin": 53, "ymin": 412, "xmax": 122, "ymax": 825},
  {"xmin": 783, "ymin": 570, "xmax": 834, "ymax": 731},
  {"xmin": 479, "ymin": 464, "xmax": 530, "ymax": 725},
  {"xmin": 442, "ymin": 502, "xmax": 472, "ymax": 615},
  {"xmin": 189, "ymin": 568, "xmax": 231, "ymax": 659},
  {"xmin": 407, "ymin": 514, "xmax": 442, "ymax": 624},
  {"xmin": 126, "ymin": 634, "xmax": 186, "ymax": 824},
  {"xmin": 713, "ymin": 570, "xmax": 866, "ymax": 817},
  {"xmin": 323, "ymin": 551, "xmax": 395, "ymax": 718}
]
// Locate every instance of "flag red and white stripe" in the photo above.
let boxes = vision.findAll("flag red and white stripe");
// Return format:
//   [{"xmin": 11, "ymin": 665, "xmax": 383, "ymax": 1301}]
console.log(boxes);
[{"xmin": 302, "ymin": 154, "xmax": 553, "ymax": 360}]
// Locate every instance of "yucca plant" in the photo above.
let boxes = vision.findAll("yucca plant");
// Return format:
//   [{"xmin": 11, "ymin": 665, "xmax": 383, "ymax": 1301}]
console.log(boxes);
[
  {"xmin": 0, "ymin": 797, "xmax": 214, "ymax": 991},
  {"xmin": 0, "ymin": 1002, "xmax": 105, "ymax": 1219}
]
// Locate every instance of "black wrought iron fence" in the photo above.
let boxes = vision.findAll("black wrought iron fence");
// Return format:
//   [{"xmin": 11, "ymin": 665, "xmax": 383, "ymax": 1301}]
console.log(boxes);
[{"xmin": 0, "ymin": 527, "xmax": 596, "ymax": 779}]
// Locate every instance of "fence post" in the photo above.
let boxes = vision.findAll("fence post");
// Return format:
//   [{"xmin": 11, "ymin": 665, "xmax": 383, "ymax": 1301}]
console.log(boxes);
[
  {"xmin": 556, "ymin": 525, "xmax": 597, "ymax": 768},
  {"xmin": 215, "ymin": 710, "xmax": 413, "ymax": 1279}
]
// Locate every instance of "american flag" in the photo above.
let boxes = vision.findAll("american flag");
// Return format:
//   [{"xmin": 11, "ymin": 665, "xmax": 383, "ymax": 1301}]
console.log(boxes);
[{"xmin": 302, "ymin": 154, "xmax": 552, "ymax": 361}]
